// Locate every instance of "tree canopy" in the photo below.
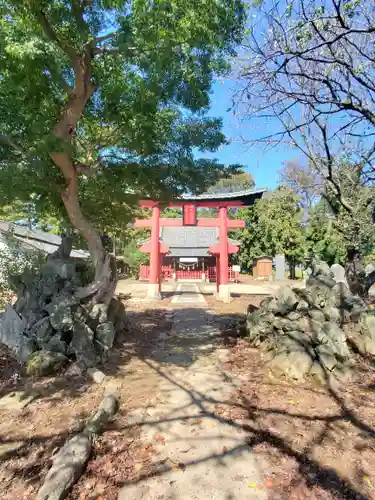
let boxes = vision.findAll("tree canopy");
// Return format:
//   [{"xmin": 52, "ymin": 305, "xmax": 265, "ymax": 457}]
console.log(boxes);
[
  {"xmin": 236, "ymin": 0, "xmax": 375, "ymax": 220},
  {"xmin": 236, "ymin": 186, "xmax": 306, "ymax": 277},
  {"xmin": 0, "ymin": 0, "xmax": 246, "ymax": 281}
]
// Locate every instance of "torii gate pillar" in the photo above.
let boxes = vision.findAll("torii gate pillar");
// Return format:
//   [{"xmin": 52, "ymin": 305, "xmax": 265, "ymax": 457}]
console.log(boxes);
[
  {"xmin": 218, "ymin": 206, "xmax": 231, "ymax": 302},
  {"xmin": 148, "ymin": 205, "xmax": 161, "ymax": 300}
]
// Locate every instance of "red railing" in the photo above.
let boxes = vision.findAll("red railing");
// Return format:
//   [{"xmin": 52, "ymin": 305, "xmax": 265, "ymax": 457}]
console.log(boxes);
[
  {"xmin": 176, "ymin": 269, "xmax": 202, "ymax": 280},
  {"xmin": 139, "ymin": 265, "xmax": 239, "ymax": 282},
  {"xmin": 139, "ymin": 265, "xmax": 173, "ymax": 280}
]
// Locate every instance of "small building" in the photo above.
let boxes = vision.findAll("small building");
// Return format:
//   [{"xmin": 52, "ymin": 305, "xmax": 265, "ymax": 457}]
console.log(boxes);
[
  {"xmin": 0, "ymin": 221, "xmax": 89, "ymax": 259},
  {"xmin": 140, "ymin": 226, "xmax": 240, "ymax": 281},
  {"xmin": 252, "ymin": 256, "xmax": 273, "ymax": 279},
  {"xmin": 135, "ymin": 187, "xmax": 267, "ymax": 300}
]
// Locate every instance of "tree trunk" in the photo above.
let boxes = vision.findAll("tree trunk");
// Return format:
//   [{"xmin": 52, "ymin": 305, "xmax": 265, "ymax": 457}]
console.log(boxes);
[
  {"xmin": 288, "ymin": 258, "xmax": 296, "ymax": 280},
  {"xmin": 49, "ymin": 63, "xmax": 117, "ymax": 306},
  {"xmin": 345, "ymin": 248, "xmax": 368, "ymax": 298}
]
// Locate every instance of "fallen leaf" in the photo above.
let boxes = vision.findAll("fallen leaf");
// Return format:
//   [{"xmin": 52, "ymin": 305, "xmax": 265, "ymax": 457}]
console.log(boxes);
[
  {"xmin": 134, "ymin": 462, "xmax": 143, "ymax": 472},
  {"xmin": 215, "ymin": 407, "xmax": 225, "ymax": 414},
  {"xmin": 287, "ymin": 399, "xmax": 298, "ymax": 405},
  {"xmin": 155, "ymin": 435, "xmax": 166, "ymax": 445},
  {"xmin": 248, "ymin": 482, "xmax": 258, "ymax": 488},
  {"xmin": 178, "ymin": 462, "xmax": 186, "ymax": 472},
  {"xmin": 264, "ymin": 477, "xmax": 273, "ymax": 488},
  {"xmin": 363, "ymin": 475, "xmax": 372, "ymax": 488}
]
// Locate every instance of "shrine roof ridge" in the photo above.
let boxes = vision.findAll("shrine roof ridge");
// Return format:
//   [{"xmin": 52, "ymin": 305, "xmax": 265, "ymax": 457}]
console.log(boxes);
[{"xmin": 180, "ymin": 187, "xmax": 267, "ymax": 201}]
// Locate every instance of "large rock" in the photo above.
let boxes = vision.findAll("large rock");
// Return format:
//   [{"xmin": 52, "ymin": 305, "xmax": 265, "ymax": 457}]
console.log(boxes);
[
  {"xmin": 331, "ymin": 264, "xmax": 348, "ymax": 286},
  {"xmin": 275, "ymin": 286, "xmax": 299, "ymax": 315},
  {"xmin": 307, "ymin": 261, "xmax": 336, "ymax": 288},
  {"xmin": 322, "ymin": 322, "xmax": 346, "ymax": 344},
  {"xmin": 322, "ymin": 305, "xmax": 341, "ymax": 324},
  {"xmin": 107, "ymin": 298, "xmax": 128, "ymax": 334},
  {"xmin": 44, "ymin": 290, "xmax": 77, "ymax": 331},
  {"xmin": 309, "ymin": 284, "xmax": 336, "ymax": 309},
  {"xmin": 29, "ymin": 317, "xmax": 53, "ymax": 344},
  {"xmin": 41, "ymin": 259, "xmax": 76, "ymax": 280},
  {"xmin": 0, "ymin": 305, "xmax": 34, "ymax": 362},
  {"xmin": 316, "ymin": 349, "xmax": 337, "ymax": 372},
  {"xmin": 245, "ymin": 260, "xmax": 368, "ymax": 383},
  {"xmin": 268, "ymin": 350, "xmax": 312, "ymax": 380},
  {"xmin": 27, "ymin": 350, "xmax": 68, "ymax": 376},
  {"xmin": 288, "ymin": 350, "xmax": 314, "ymax": 379},
  {"xmin": 45, "ymin": 334, "xmax": 68, "ymax": 355},
  {"xmin": 260, "ymin": 296, "xmax": 280, "ymax": 314},
  {"xmin": 36, "ymin": 432, "xmax": 91, "ymax": 500},
  {"xmin": 69, "ymin": 323, "xmax": 98, "ymax": 368},
  {"xmin": 95, "ymin": 321, "xmax": 115, "ymax": 351},
  {"xmin": 309, "ymin": 308, "xmax": 326, "ymax": 323},
  {"xmin": 360, "ymin": 314, "xmax": 375, "ymax": 340}
]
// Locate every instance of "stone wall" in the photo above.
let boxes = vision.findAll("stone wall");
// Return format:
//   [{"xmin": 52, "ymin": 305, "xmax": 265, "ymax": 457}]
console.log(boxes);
[
  {"xmin": 246, "ymin": 261, "xmax": 374, "ymax": 383},
  {"xmin": 0, "ymin": 249, "xmax": 126, "ymax": 375}
]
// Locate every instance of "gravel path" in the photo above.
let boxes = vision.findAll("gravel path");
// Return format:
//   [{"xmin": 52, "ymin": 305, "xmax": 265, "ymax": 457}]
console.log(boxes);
[{"xmin": 119, "ymin": 286, "xmax": 267, "ymax": 500}]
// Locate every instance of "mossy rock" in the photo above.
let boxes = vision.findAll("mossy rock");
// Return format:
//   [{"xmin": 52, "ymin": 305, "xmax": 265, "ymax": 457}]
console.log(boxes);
[{"xmin": 27, "ymin": 350, "xmax": 68, "ymax": 376}]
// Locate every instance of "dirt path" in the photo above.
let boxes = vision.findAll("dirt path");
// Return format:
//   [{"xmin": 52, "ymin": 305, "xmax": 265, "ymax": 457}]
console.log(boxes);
[{"xmin": 119, "ymin": 285, "xmax": 268, "ymax": 500}]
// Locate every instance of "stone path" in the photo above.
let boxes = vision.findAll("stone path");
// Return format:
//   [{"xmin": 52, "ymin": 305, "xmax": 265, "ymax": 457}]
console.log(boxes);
[
  {"xmin": 119, "ymin": 288, "xmax": 267, "ymax": 499},
  {"xmin": 171, "ymin": 282, "xmax": 206, "ymax": 305}
]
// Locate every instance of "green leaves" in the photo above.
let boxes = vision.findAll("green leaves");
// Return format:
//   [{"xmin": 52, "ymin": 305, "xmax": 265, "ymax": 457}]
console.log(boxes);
[
  {"xmin": 236, "ymin": 186, "xmax": 307, "ymax": 272},
  {"xmin": 0, "ymin": 0, "xmax": 245, "ymax": 234}
]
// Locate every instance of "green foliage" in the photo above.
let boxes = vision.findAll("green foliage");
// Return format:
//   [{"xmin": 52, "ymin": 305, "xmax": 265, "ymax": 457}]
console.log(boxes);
[
  {"xmin": 162, "ymin": 207, "xmax": 182, "ymax": 219},
  {"xmin": 0, "ymin": 0, "xmax": 246, "ymax": 234},
  {"xmin": 0, "ymin": 232, "xmax": 45, "ymax": 308},
  {"xmin": 121, "ymin": 243, "xmax": 148, "ymax": 277},
  {"xmin": 306, "ymin": 202, "xmax": 346, "ymax": 266},
  {"xmin": 234, "ymin": 205, "xmax": 273, "ymax": 272},
  {"xmin": 236, "ymin": 186, "xmax": 307, "ymax": 274},
  {"xmin": 206, "ymin": 171, "xmax": 254, "ymax": 194}
]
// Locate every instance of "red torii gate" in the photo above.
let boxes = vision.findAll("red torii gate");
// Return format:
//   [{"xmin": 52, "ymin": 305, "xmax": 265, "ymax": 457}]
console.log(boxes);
[{"xmin": 134, "ymin": 199, "xmax": 245, "ymax": 301}]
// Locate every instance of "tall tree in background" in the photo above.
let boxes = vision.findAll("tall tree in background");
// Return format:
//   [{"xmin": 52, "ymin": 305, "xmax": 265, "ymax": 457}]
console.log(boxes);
[
  {"xmin": 306, "ymin": 201, "xmax": 346, "ymax": 266},
  {"xmin": 279, "ymin": 160, "xmax": 322, "ymax": 211},
  {"xmin": 236, "ymin": 186, "xmax": 306, "ymax": 278},
  {"xmin": 236, "ymin": 0, "xmax": 375, "ymax": 231},
  {"xmin": 0, "ymin": 0, "xmax": 245, "ymax": 303},
  {"xmin": 206, "ymin": 171, "xmax": 254, "ymax": 194},
  {"xmin": 235, "ymin": 205, "xmax": 272, "ymax": 273},
  {"xmin": 237, "ymin": 0, "xmax": 375, "ymax": 289}
]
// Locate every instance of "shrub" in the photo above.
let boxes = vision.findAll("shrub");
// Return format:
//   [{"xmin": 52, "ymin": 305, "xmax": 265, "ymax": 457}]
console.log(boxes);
[{"xmin": 0, "ymin": 233, "xmax": 45, "ymax": 308}]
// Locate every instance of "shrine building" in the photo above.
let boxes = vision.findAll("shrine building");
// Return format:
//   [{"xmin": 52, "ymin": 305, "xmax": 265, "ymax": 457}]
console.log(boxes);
[{"xmin": 134, "ymin": 188, "xmax": 265, "ymax": 302}]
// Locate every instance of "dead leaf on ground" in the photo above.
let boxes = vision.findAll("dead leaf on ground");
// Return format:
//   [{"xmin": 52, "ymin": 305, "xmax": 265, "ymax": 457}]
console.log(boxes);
[{"xmin": 155, "ymin": 435, "xmax": 166, "ymax": 445}]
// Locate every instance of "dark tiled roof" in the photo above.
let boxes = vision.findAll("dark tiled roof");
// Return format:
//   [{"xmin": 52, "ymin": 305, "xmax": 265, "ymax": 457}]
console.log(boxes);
[
  {"xmin": 161, "ymin": 227, "xmax": 218, "ymax": 247},
  {"xmin": 181, "ymin": 187, "xmax": 266, "ymax": 201},
  {"xmin": 0, "ymin": 221, "xmax": 89, "ymax": 259}
]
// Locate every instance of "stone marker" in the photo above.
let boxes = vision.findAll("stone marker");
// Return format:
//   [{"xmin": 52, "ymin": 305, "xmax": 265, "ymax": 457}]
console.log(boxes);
[
  {"xmin": 365, "ymin": 263, "xmax": 375, "ymax": 276},
  {"xmin": 275, "ymin": 254, "xmax": 285, "ymax": 281},
  {"xmin": 331, "ymin": 263, "xmax": 348, "ymax": 285}
]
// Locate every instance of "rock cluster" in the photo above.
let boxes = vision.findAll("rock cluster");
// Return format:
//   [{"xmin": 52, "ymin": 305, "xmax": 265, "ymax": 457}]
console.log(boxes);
[
  {"xmin": 246, "ymin": 261, "xmax": 371, "ymax": 383},
  {"xmin": 0, "ymin": 250, "xmax": 127, "ymax": 375}
]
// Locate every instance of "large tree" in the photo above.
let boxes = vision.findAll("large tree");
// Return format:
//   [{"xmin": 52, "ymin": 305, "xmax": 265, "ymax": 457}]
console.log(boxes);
[
  {"xmin": 0, "ymin": 0, "xmax": 245, "ymax": 303},
  {"xmin": 236, "ymin": 186, "xmax": 307, "ymax": 278},
  {"xmin": 236, "ymin": 0, "xmax": 375, "ymax": 227}
]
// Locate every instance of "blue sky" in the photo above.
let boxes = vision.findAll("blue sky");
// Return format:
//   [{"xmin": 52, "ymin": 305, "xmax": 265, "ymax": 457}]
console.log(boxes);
[{"xmin": 200, "ymin": 78, "xmax": 302, "ymax": 190}]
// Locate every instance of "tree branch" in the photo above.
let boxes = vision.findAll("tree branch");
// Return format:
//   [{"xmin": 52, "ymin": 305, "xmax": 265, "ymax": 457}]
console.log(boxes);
[
  {"xmin": 94, "ymin": 31, "xmax": 119, "ymax": 44},
  {"xmin": 38, "ymin": 10, "xmax": 78, "ymax": 61},
  {"xmin": 71, "ymin": 0, "xmax": 87, "ymax": 35}
]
